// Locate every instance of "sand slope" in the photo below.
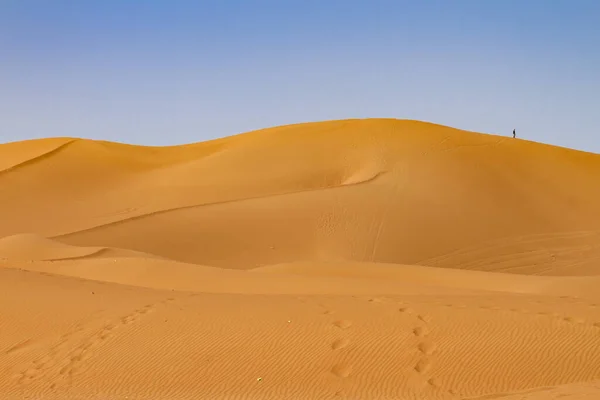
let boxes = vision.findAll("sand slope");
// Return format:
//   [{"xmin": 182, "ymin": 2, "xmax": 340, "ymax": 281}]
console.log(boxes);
[
  {"xmin": 2, "ymin": 119, "xmax": 600, "ymax": 272},
  {"xmin": 1, "ymin": 119, "xmax": 600, "ymax": 399},
  {"xmin": 0, "ymin": 233, "xmax": 158, "ymax": 262}
]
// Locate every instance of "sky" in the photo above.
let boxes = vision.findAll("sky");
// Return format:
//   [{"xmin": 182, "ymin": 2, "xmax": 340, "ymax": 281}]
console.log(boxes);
[{"xmin": 1, "ymin": 0, "xmax": 599, "ymax": 153}]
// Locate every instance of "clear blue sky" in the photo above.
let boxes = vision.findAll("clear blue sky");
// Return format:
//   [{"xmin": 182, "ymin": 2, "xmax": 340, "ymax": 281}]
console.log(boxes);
[{"xmin": 1, "ymin": 0, "xmax": 599, "ymax": 153}]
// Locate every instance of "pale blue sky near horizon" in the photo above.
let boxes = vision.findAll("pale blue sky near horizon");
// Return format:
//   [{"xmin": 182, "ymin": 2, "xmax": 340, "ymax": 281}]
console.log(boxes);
[{"xmin": 1, "ymin": 1, "xmax": 599, "ymax": 153}]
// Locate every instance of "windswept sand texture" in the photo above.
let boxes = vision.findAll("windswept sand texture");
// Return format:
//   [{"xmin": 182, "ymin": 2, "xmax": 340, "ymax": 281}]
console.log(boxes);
[{"xmin": 1, "ymin": 119, "xmax": 600, "ymax": 399}]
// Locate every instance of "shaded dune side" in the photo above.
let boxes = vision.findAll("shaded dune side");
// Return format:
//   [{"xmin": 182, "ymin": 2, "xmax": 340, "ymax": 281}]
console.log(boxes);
[
  {"xmin": 0, "ymin": 257, "xmax": 488, "ymax": 296},
  {"xmin": 49, "ymin": 169, "xmax": 382, "ymax": 240},
  {"xmin": 254, "ymin": 261, "xmax": 600, "ymax": 299},
  {"xmin": 5, "ymin": 255, "xmax": 599, "ymax": 299},
  {"xmin": 56, "ymin": 174, "xmax": 600, "ymax": 274},
  {"xmin": 416, "ymin": 229, "xmax": 600, "ymax": 276}
]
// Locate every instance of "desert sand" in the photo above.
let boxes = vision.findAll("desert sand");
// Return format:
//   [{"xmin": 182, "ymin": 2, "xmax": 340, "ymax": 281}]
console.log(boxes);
[{"xmin": 1, "ymin": 118, "xmax": 600, "ymax": 399}]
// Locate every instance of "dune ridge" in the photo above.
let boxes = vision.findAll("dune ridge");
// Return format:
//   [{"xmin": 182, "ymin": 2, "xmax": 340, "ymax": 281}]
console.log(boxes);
[
  {"xmin": 0, "ymin": 137, "xmax": 76, "ymax": 174},
  {"xmin": 1, "ymin": 118, "xmax": 599, "ymax": 399},
  {"xmin": 0, "ymin": 233, "xmax": 160, "ymax": 262}
]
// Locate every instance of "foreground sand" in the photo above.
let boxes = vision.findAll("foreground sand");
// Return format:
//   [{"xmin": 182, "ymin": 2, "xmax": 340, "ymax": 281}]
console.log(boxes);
[{"xmin": 1, "ymin": 119, "xmax": 599, "ymax": 399}]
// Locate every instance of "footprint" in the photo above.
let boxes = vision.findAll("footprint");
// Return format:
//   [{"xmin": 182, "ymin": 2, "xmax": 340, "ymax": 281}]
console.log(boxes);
[
  {"xmin": 104, "ymin": 324, "xmax": 117, "ymax": 331},
  {"xmin": 368, "ymin": 297, "xmax": 386, "ymax": 303},
  {"xmin": 592, "ymin": 322, "xmax": 600, "ymax": 328},
  {"xmin": 427, "ymin": 377, "xmax": 440, "ymax": 387},
  {"xmin": 70, "ymin": 348, "xmax": 84, "ymax": 360},
  {"xmin": 563, "ymin": 316, "xmax": 585, "ymax": 324},
  {"xmin": 34, "ymin": 355, "xmax": 52, "ymax": 365},
  {"xmin": 122, "ymin": 315, "xmax": 137, "ymax": 324},
  {"xmin": 333, "ymin": 320, "xmax": 352, "ymax": 330},
  {"xmin": 331, "ymin": 364, "xmax": 352, "ymax": 378},
  {"xmin": 413, "ymin": 326, "xmax": 429, "ymax": 337},
  {"xmin": 414, "ymin": 358, "xmax": 432, "ymax": 374},
  {"xmin": 399, "ymin": 307, "xmax": 414, "ymax": 314},
  {"xmin": 417, "ymin": 315, "xmax": 431, "ymax": 323},
  {"xmin": 331, "ymin": 338, "xmax": 350, "ymax": 350},
  {"xmin": 418, "ymin": 341, "xmax": 437, "ymax": 355},
  {"xmin": 17, "ymin": 302, "xmax": 158, "ymax": 386},
  {"xmin": 5, "ymin": 338, "xmax": 34, "ymax": 355},
  {"xmin": 99, "ymin": 329, "xmax": 112, "ymax": 340},
  {"xmin": 323, "ymin": 310, "xmax": 334, "ymax": 315}
]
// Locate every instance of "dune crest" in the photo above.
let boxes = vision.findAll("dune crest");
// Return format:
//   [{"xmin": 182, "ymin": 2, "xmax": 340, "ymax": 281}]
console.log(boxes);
[
  {"xmin": 0, "ymin": 233, "xmax": 160, "ymax": 262},
  {"xmin": 1, "ymin": 119, "xmax": 599, "ymax": 399}
]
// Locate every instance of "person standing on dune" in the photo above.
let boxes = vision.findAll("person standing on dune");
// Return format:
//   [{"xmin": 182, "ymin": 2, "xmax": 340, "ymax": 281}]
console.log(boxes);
[{"xmin": 513, "ymin": 129, "xmax": 516, "ymax": 138}]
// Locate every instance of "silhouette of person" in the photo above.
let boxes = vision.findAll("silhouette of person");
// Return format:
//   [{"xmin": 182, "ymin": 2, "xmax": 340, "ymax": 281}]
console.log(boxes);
[{"xmin": 513, "ymin": 129, "xmax": 516, "ymax": 138}]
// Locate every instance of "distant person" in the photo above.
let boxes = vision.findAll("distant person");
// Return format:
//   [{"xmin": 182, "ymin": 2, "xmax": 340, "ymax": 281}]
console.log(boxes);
[{"xmin": 513, "ymin": 129, "xmax": 516, "ymax": 138}]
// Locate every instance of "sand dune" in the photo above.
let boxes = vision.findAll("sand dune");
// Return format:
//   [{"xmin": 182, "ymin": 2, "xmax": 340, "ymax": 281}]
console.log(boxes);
[
  {"xmin": 255, "ymin": 261, "xmax": 600, "ymax": 299},
  {"xmin": 3, "ymin": 119, "xmax": 599, "ymax": 271},
  {"xmin": 0, "ymin": 233, "xmax": 157, "ymax": 262},
  {"xmin": 1, "ymin": 119, "xmax": 599, "ymax": 399}
]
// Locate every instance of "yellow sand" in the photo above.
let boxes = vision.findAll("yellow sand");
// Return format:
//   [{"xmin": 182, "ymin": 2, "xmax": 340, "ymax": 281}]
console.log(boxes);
[{"xmin": 1, "ymin": 118, "xmax": 599, "ymax": 399}]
